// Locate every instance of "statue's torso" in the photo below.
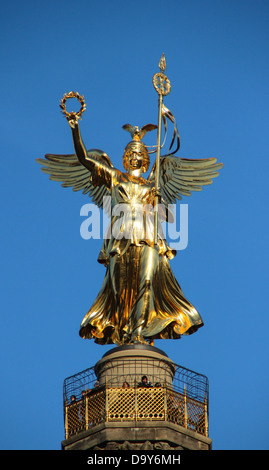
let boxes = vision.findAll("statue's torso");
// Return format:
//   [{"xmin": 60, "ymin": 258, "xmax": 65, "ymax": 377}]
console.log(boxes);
[
  {"xmin": 111, "ymin": 173, "xmax": 153, "ymax": 207},
  {"xmin": 98, "ymin": 172, "xmax": 174, "ymax": 265}
]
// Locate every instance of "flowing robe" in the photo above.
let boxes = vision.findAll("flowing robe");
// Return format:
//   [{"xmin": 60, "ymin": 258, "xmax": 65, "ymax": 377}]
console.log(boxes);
[{"xmin": 79, "ymin": 167, "xmax": 203, "ymax": 345}]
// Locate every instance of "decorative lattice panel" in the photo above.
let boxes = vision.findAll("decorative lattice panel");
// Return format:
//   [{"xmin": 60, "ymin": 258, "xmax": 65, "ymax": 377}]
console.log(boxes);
[
  {"xmin": 136, "ymin": 387, "xmax": 165, "ymax": 420},
  {"xmin": 107, "ymin": 388, "xmax": 136, "ymax": 420},
  {"xmin": 87, "ymin": 389, "xmax": 106, "ymax": 426},
  {"xmin": 186, "ymin": 396, "xmax": 207, "ymax": 435},
  {"xmin": 65, "ymin": 401, "xmax": 85, "ymax": 436},
  {"xmin": 166, "ymin": 390, "xmax": 185, "ymax": 426}
]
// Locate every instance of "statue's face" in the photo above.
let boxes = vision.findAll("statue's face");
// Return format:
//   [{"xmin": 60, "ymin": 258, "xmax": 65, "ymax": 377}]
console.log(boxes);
[
  {"xmin": 123, "ymin": 141, "xmax": 149, "ymax": 173},
  {"xmin": 125, "ymin": 150, "xmax": 144, "ymax": 172}
]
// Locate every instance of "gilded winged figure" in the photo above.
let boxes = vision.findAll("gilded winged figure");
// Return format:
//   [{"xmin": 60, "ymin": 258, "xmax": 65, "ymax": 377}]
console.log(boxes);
[{"xmin": 37, "ymin": 110, "xmax": 223, "ymax": 345}]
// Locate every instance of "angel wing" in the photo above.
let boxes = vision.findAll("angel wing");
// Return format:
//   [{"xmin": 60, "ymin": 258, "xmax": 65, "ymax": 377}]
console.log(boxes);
[
  {"xmin": 148, "ymin": 155, "xmax": 223, "ymax": 204},
  {"xmin": 36, "ymin": 149, "xmax": 113, "ymax": 213}
]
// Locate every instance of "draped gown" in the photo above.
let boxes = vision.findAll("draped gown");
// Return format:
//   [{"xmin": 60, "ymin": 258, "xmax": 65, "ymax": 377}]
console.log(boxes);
[{"xmin": 79, "ymin": 167, "xmax": 203, "ymax": 345}]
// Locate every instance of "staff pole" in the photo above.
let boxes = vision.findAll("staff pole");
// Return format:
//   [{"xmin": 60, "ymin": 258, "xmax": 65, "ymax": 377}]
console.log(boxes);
[{"xmin": 152, "ymin": 54, "xmax": 171, "ymax": 245}]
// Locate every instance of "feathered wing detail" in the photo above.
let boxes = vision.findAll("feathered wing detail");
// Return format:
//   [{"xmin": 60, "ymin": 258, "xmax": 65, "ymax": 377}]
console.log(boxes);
[
  {"xmin": 148, "ymin": 155, "xmax": 223, "ymax": 204},
  {"xmin": 140, "ymin": 124, "xmax": 158, "ymax": 139},
  {"xmin": 36, "ymin": 149, "xmax": 113, "ymax": 212},
  {"xmin": 122, "ymin": 124, "xmax": 136, "ymax": 138}
]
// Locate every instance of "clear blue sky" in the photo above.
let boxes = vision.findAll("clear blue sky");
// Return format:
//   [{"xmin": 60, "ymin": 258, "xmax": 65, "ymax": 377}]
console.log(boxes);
[{"xmin": 1, "ymin": 0, "xmax": 268, "ymax": 450}]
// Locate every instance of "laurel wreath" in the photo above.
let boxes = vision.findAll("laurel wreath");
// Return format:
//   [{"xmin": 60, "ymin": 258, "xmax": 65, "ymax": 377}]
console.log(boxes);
[
  {"xmin": 59, "ymin": 91, "xmax": 86, "ymax": 119},
  {"xmin": 153, "ymin": 73, "xmax": 171, "ymax": 96}
]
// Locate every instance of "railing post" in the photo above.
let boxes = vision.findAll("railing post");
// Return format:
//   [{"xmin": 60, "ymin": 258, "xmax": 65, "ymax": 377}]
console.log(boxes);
[
  {"xmin": 105, "ymin": 377, "xmax": 109, "ymax": 422},
  {"xmin": 184, "ymin": 386, "xmax": 188, "ymax": 429},
  {"xmin": 64, "ymin": 399, "xmax": 68, "ymax": 439},
  {"xmin": 164, "ymin": 381, "xmax": 167, "ymax": 421},
  {"xmin": 134, "ymin": 380, "xmax": 138, "ymax": 421},
  {"xmin": 204, "ymin": 395, "xmax": 208, "ymax": 437},
  {"xmin": 85, "ymin": 396, "xmax": 89, "ymax": 430}
]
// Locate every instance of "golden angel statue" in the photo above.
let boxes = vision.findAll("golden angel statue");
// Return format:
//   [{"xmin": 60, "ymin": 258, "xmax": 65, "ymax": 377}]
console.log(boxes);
[{"xmin": 37, "ymin": 62, "xmax": 223, "ymax": 346}]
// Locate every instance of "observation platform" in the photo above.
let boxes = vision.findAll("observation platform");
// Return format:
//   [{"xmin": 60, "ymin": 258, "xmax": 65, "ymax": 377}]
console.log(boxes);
[{"xmin": 61, "ymin": 345, "xmax": 211, "ymax": 450}]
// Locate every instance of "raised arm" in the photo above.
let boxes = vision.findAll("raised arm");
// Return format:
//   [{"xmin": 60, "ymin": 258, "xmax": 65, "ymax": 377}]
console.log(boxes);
[{"xmin": 67, "ymin": 116, "xmax": 116, "ymax": 188}]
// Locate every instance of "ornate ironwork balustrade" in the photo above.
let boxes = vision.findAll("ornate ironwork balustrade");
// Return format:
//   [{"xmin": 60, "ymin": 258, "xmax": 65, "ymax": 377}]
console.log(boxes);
[{"xmin": 64, "ymin": 377, "xmax": 208, "ymax": 439}]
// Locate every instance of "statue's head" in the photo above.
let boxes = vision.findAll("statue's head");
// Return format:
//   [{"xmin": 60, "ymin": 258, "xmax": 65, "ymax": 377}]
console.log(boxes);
[
  {"xmin": 122, "ymin": 124, "xmax": 157, "ymax": 174},
  {"xmin": 123, "ymin": 139, "xmax": 150, "ymax": 173}
]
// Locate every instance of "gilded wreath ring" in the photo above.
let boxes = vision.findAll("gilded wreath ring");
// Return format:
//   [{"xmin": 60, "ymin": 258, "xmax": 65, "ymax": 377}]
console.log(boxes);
[
  {"xmin": 153, "ymin": 73, "xmax": 171, "ymax": 96},
  {"xmin": 60, "ymin": 91, "xmax": 86, "ymax": 120}
]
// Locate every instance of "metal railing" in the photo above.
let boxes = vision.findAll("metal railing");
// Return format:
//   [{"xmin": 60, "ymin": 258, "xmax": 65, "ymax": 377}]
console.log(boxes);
[
  {"xmin": 63, "ymin": 358, "xmax": 209, "ymax": 403},
  {"xmin": 64, "ymin": 383, "xmax": 208, "ymax": 440}
]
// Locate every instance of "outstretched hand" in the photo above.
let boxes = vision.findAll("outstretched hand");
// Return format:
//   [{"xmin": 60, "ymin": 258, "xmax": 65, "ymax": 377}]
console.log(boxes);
[{"xmin": 67, "ymin": 112, "xmax": 79, "ymax": 129}]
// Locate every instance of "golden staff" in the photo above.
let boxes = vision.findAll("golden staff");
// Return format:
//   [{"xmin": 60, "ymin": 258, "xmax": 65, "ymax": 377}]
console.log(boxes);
[{"xmin": 153, "ymin": 54, "xmax": 171, "ymax": 245}]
